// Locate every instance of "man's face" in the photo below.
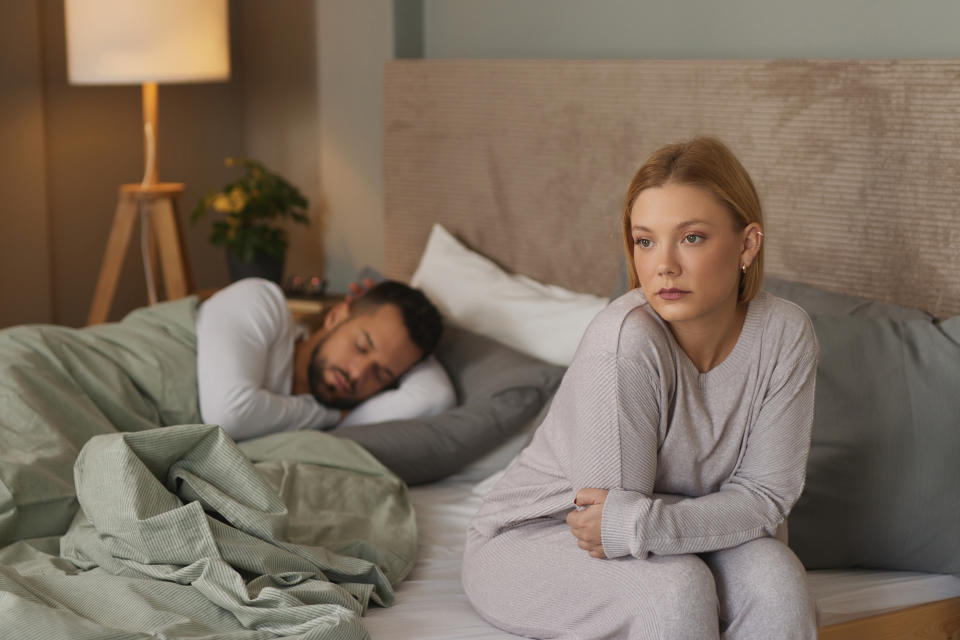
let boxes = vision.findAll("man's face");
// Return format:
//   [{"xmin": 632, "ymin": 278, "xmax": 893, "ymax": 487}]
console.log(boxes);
[{"xmin": 308, "ymin": 303, "xmax": 423, "ymax": 409}]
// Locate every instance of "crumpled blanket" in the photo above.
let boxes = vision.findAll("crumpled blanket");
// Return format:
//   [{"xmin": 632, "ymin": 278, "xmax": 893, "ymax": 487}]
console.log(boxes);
[
  {"xmin": 0, "ymin": 297, "xmax": 417, "ymax": 639},
  {"xmin": 0, "ymin": 424, "xmax": 417, "ymax": 639}
]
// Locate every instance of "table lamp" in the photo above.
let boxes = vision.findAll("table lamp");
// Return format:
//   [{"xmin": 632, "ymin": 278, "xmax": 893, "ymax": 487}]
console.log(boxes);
[{"xmin": 64, "ymin": 0, "xmax": 230, "ymax": 324}]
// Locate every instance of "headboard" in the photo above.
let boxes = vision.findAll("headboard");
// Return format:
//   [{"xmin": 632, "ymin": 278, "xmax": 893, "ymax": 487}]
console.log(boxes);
[{"xmin": 383, "ymin": 59, "xmax": 960, "ymax": 318}]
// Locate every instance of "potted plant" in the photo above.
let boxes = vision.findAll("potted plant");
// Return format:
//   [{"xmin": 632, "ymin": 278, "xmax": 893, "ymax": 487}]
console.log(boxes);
[{"xmin": 192, "ymin": 157, "xmax": 309, "ymax": 284}]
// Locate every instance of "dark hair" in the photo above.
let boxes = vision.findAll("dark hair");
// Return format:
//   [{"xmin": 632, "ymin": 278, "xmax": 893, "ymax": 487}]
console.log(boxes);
[{"xmin": 351, "ymin": 281, "xmax": 444, "ymax": 357}]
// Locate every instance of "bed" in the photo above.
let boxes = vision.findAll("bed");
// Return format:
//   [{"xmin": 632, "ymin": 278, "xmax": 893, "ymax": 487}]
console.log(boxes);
[
  {"xmin": 363, "ymin": 58, "xmax": 960, "ymax": 639},
  {"xmin": 2, "ymin": 58, "xmax": 959, "ymax": 639}
]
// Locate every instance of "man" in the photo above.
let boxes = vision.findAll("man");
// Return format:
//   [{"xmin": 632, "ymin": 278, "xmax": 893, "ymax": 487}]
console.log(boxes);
[{"xmin": 196, "ymin": 277, "xmax": 451, "ymax": 441}]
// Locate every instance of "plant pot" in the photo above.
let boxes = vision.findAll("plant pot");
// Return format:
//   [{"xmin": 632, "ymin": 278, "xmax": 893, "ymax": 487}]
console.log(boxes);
[{"xmin": 226, "ymin": 249, "xmax": 284, "ymax": 284}]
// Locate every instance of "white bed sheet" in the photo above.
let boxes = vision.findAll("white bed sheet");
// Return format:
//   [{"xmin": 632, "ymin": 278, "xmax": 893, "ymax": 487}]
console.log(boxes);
[{"xmin": 363, "ymin": 474, "xmax": 960, "ymax": 638}]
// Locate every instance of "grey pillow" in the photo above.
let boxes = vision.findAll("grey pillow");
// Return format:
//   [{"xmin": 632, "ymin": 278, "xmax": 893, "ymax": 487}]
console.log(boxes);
[
  {"xmin": 335, "ymin": 326, "xmax": 565, "ymax": 485},
  {"xmin": 772, "ymin": 280, "xmax": 960, "ymax": 574},
  {"xmin": 764, "ymin": 276, "xmax": 932, "ymax": 322}
]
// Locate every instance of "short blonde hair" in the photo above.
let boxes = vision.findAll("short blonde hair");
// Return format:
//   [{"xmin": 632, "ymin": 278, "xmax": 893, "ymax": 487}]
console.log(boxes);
[{"xmin": 621, "ymin": 137, "xmax": 764, "ymax": 302}]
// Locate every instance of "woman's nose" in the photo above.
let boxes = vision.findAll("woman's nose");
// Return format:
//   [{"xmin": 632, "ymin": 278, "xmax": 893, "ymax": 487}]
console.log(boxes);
[{"xmin": 656, "ymin": 247, "xmax": 680, "ymax": 276}]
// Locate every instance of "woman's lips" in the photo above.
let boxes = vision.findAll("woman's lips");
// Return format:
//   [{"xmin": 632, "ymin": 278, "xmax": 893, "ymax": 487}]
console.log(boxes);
[{"xmin": 658, "ymin": 288, "xmax": 690, "ymax": 301}]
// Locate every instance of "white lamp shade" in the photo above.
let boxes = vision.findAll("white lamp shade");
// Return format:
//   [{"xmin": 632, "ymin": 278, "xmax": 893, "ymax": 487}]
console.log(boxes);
[{"xmin": 65, "ymin": 0, "xmax": 230, "ymax": 85}]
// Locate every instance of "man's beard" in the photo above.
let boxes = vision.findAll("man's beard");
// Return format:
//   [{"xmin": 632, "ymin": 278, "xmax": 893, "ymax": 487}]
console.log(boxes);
[{"xmin": 307, "ymin": 342, "xmax": 362, "ymax": 410}]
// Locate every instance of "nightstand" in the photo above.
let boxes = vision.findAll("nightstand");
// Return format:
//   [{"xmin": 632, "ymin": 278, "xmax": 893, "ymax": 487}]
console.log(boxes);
[{"xmin": 286, "ymin": 295, "xmax": 343, "ymax": 324}]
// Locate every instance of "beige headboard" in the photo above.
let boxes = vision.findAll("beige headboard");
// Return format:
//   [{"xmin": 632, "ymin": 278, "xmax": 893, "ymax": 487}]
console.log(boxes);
[{"xmin": 383, "ymin": 59, "xmax": 960, "ymax": 318}]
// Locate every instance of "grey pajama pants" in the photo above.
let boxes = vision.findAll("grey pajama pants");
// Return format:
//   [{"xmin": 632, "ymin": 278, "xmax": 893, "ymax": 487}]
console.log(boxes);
[{"xmin": 463, "ymin": 520, "xmax": 816, "ymax": 640}]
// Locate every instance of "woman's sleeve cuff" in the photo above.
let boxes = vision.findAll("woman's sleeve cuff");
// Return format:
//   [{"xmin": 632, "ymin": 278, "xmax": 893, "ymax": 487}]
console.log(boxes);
[{"xmin": 600, "ymin": 488, "xmax": 650, "ymax": 559}]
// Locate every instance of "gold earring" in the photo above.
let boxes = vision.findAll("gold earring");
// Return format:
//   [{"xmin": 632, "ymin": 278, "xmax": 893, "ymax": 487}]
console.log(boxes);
[{"xmin": 741, "ymin": 264, "xmax": 747, "ymax": 273}]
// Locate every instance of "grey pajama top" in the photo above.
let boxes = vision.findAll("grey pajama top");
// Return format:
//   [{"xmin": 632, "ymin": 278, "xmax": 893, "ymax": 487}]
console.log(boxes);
[{"xmin": 468, "ymin": 289, "xmax": 819, "ymax": 559}]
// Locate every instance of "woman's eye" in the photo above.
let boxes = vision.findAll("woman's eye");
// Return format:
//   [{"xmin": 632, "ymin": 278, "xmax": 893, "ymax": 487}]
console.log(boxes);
[
  {"xmin": 634, "ymin": 237, "xmax": 652, "ymax": 248},
  {"xmin": 683, "ymin": 234, "xmax": 704, "ymax": 244}
]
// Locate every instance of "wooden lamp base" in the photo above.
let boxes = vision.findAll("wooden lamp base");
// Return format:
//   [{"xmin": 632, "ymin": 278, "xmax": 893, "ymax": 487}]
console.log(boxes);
[{"xmin": 86, "ymin": 182, "xmax": 194, "ymax": 325}]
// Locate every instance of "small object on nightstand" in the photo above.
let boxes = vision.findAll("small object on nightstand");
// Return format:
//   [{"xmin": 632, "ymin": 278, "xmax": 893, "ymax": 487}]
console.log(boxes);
[{"xmin": 283, "ymin": 275, "xmax": 327, "ymax": 299}]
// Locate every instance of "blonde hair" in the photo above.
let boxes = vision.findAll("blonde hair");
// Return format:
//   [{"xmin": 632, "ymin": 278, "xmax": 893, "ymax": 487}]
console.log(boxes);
[{"xmin": 621, "ymin": 137, "xmax": 764, "ymax": 302}]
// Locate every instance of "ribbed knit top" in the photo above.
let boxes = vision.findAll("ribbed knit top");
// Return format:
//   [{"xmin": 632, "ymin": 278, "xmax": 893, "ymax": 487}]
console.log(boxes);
[{"xmin": 468, "ymin": 288, "xmax": 819, "ymax": 559}]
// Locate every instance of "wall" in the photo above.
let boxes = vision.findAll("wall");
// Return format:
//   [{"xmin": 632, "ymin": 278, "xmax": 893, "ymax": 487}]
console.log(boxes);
[
  {"xmin": 37, "ymin": 0, "xmax": 245, "ymax": 327},
  {"xmin": 0, "ymin": 2, "xmax": 52, "ymax": 326},
  {"xmin": 240, "ymin": 0, "xmax": 324, "ymax": 282},
  {"xmin": 0, "ymin": 0, "xmax": 323, "ymax": 328},
  {"xmin": 7, "ymin": 1, "xmax": 960, "ymax": 325},
  {"xmin": 315, "ymin": 0, "xmax": 960, "ymax": 287},
  {"xmin": 316, "ymin": 0, "xmax": 395, "ymax": 291},
  {"xmin": 422, "ymin": 0, "xmax": 960, "ymax": 59}
]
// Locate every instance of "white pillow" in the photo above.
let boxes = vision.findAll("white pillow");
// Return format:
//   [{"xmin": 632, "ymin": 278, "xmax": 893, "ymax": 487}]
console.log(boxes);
[
  {"xmin": 410, "ymin": 224, "xmax": 608, "ymax": 366},
  {"xmin": 335, "ymin": 355, "xmax": 456, "ymax": 429}
]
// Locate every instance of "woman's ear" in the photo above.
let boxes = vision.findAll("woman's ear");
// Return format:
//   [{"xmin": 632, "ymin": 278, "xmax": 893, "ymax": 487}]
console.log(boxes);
[
  {"xmin": 323, "ymin": 300, "xmax": 351, "ymax": 330},
  {"xmin": 740, "ymin": 223, "xmax": 763, "ymax": 269}
]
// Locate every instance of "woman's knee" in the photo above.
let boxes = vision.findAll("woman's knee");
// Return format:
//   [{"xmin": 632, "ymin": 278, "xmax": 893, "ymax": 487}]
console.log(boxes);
[
  {"xmin": 724, "ymin": 538, "xmax": 809, "ymax": 597},
  {"xmin": 627, "ymin": 555, "xmax": 719, "ymax": 639},
  {"xmin": 708, "ymin": 538, "xmax": 816, "ymax": 638}
]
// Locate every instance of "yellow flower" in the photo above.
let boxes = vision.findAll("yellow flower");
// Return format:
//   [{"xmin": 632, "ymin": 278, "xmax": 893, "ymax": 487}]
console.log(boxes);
[
  {"xmin": 212, "ymin": 194, "xmax": 233, "ymax": 213},
  {"xmin": 228, "ymin": 187, "xmax": 248, "ymax": 211}
]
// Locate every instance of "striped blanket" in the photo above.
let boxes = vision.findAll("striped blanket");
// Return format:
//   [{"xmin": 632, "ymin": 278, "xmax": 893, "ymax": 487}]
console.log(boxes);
[{"xmin": 0, "ymin": 299, "xmax": 416, "ymax": 639}]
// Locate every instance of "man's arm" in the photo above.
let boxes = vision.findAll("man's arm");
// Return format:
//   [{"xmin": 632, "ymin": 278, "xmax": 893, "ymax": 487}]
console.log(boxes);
[{"xmin": 196, "ymin": 279, "xmax": 340, "ymax": 440}]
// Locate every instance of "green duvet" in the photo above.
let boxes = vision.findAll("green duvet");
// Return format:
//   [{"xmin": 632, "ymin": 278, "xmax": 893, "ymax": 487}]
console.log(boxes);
[{"xmin": 0, "ymin": 298, "xmax": 417, "ymax": 639}]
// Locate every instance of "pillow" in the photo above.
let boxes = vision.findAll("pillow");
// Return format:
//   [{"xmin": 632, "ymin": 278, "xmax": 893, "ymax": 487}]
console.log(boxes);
[
  {"xmin": 410, "ymin": 224, "xmax": 608, "ymax": 366},
  {"xmin": 456, "ymin": 393, "xmax": 555, "ymax": 485},
  {"xmin": 786, "ymin": 311, "xmax": 960, "ymax": 574},
  {"xmin": 334, "ymin": 326, "xmax": 565, "ymax": 485},
  {"xmin": 764, "ymin": 276, "xmax": 933, "ymax": 322},
  {"xmin": 336, "ymin": 355, "xmax": 456, "ymax": 428}
]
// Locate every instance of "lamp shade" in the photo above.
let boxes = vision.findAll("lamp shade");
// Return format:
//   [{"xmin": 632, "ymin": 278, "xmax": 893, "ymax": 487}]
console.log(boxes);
[{"xmin": 65, "ymin": 0, "xmax": 230, "ymax": 85}]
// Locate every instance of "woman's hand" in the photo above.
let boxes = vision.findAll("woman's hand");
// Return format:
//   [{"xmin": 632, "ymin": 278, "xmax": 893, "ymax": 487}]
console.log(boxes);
[{"xmin": 567, "ymin": 488, "xmax": 610, "ymax": 558}]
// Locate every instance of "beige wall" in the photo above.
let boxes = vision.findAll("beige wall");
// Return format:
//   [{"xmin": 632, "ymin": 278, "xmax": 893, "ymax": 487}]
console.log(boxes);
[
  {"xmin": 0, "ymin": 0, "xmax": 325, "ymax": 328},
  {"xmin": 0, "ymin": 2, "xmax": 53, "ymax": 326},
  {"xmin": 36, "ymin": 0, "xmax": 246, "ymax": 327},
  {"xmin": 240, "ymin": 0, "xmax": 324, "ymax": 282},
  {"xmin": 317, "ymin": 0, "xmax": 394, "ymax": 291}
]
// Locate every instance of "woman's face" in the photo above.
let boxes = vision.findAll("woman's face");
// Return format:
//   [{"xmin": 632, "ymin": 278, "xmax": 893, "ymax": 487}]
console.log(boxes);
[{"xmin": 629, "ymin": 182, "xmax": 755, "ymax": 329}]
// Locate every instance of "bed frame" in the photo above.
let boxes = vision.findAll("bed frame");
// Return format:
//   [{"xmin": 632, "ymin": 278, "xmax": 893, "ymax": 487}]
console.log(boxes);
[{"xmin": 382, "ymin": 59, "xmax": 960, "ymax": 639}]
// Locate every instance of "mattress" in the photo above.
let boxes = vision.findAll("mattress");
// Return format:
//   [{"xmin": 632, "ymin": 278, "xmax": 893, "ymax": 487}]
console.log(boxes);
[{"xmin": 363, "ymin": 472, "xmax": 960, "ymax": 638}]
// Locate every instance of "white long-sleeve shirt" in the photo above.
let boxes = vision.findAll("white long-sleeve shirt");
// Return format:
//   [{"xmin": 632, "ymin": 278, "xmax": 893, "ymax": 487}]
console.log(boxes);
[
  {"xmin": 196, "ymin": 278, "xmax": 455, "ymax": 441},
  {"xmin": 196, "ymin": 278, "xmax": 341, "ymax": 440}
]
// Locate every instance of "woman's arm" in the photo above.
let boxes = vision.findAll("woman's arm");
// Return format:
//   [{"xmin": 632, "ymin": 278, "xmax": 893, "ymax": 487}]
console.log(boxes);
[{"xmin": 598, "ymin": 348, "xmax": 817, "ymax": 559}]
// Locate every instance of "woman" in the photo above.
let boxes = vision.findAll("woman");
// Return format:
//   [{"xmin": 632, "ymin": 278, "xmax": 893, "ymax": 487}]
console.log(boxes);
[{"xmin": 462, "ymin": 137, "xmax": 818, "ymax": 639}]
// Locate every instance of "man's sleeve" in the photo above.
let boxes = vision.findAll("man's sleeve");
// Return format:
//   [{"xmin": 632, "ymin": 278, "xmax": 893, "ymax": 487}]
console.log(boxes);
[{"xmin": 196, "ymin": 279, "xmax": 340, "ymax": 440}]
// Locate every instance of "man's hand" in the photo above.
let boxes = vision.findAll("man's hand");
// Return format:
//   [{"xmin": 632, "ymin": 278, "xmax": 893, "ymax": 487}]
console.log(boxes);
[{"xmin": 566, "ymin": 488, "xmax": 609, "ymax": 558}]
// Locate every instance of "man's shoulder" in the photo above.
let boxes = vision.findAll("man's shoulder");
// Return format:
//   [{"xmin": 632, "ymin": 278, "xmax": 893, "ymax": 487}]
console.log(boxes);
[
  {"xmin": 198, "ymin": 278, "xmax": 291, "ymax": 332},
  {"xmin": 217, "ymin": 277, "xmax": 285, "ymax": 304}
]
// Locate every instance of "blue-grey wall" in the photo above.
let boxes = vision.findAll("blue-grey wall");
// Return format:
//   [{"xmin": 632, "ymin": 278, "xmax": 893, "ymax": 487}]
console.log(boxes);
[{"xmin": 422, "ymin": 0, "xmax": 960, "ymax": 59}]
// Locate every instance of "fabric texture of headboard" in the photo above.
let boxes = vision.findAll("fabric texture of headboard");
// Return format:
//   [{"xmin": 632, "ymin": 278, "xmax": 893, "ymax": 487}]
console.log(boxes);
[{"xmin": 383, "ymin": 59, "xmax": 960, "ymax": 318}]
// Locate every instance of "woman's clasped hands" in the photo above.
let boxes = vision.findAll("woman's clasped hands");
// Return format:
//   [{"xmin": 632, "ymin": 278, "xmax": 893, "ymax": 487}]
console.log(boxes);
[{"xmin": 566, "ymin": 488, "xmax": 610, "ymax": 559}]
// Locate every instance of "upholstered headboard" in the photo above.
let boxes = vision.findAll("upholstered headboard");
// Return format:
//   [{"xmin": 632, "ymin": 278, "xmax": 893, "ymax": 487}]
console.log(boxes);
[{"xmin": 383, "ymin": 59, "xmax": 960, "ymax": 318}]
